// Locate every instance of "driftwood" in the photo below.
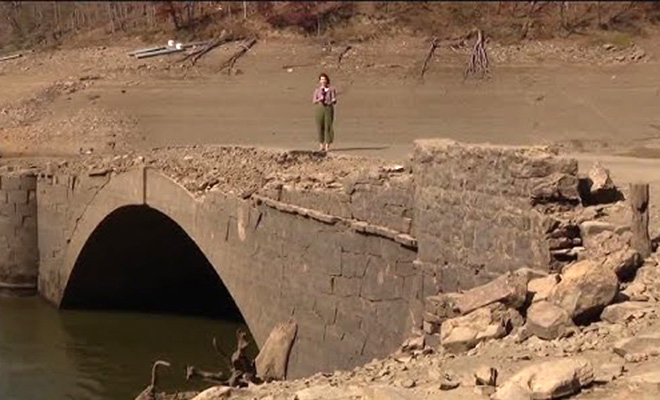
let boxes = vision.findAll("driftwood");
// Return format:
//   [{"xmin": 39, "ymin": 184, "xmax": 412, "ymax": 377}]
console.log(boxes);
[
  {"xmin": 219, "ymin": 38, "xmax": 258, "ymax": 75},
  {"xmin": 337, "ymin": 45, "xmax": 352, "ymax": 69},
  {"xmin": 134, "ymin": 360, "xmax": 171, "ymax": 400},
  {"xmin": 180, "ymin": 31, "xmax": 242, "ymax": 65},
  {"xmin": 255, "ymin": 321, "xmax": 298, "ymax": 382},
  {"xmin": 186, "ymin": 329, "xmax": 258, "ymax": 388},
  {"xmin": 630, "ymin": 183, "xmax": 652, "ymax": 258},
  {"xmin": 0, "ymin": 53, "xmax": 22, "ymax": 62},
  {"xmin": 464, "ymin": 29, "xmax": 490, "ymax": 80},
  {"xmin": 420, "ymin": 37, "xmax": 439, "ymax": 78},
  {"xmin": 185, "ymin": 366, "xmax": 224, "ymax": 385}
]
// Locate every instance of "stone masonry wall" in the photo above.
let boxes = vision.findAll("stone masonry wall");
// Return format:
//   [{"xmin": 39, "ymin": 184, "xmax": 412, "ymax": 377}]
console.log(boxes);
[
  {"xmin": 36, "ymin": 168, "xmax": 420, "ymax": 378},
  {"xmin": 413, "ymin": 139, "xmax": 580, "ymax": 297},
  {"xmin": 0, "ymin": 172, "xmax": 39, "ymax": 294}
]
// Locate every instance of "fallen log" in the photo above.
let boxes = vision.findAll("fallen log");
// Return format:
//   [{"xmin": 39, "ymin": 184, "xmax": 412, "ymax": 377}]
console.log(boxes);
[
  {"xmin": 0, "ymin": 53, "xmax": 22, "ymax": 62},
  {"xmin": 185, "ymin": 329, "xmax": 258, "ymax": 388},
  {"xmin": 420, "ymin": 37, "xmax": 439, "ymax": 78},
  {"xmin": 219, "ymin": 38, "xmax": 258, "ymax": 75},
  {"xmin": 181, "ymin": 31, "xmax": 240, "ymax": 65},
  {"xmin": 135, "ymin": 48, "xmax": 184, "ymax": 59},
  {"xmin": 185, "ymin": 366, "xmax": 224, "ymax": 385}
]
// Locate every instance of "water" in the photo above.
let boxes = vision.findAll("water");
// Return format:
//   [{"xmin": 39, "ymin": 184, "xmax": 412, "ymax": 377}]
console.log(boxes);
[{"xmin": 0, "ymin": 296, "xmax": 252, "ymax": 400}]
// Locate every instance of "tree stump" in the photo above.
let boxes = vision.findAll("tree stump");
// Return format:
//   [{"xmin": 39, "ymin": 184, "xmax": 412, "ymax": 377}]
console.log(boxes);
[{"xmin": 630, "ymin": 183, "xmax": 651, "ymax": 258}]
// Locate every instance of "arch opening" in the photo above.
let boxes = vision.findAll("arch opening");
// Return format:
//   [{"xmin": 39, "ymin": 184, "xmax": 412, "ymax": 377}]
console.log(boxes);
[{"xmin": 61, "ymin": 205, "xmax": 244, "ymax": 322}]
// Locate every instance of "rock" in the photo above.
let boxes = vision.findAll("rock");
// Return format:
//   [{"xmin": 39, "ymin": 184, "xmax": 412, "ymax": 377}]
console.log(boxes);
[
  {"xmin": 603, "ymin": 248, "xmax": 643, "ymax": 281},
  {"xmin": 580, "ymin": 220, "xmax": 617, "ymax": 239},
  {"xmin": 474, "ymin": 365, "xmax": 498, "ymax": 386},
  {"xmin": 398, "ymin": 379, "xmax": 416, "ymax": 389},
  {"xmin": 424, "ymin": 293, "xmax": 461, "ymax": 322},
  {"xmin": 295, "ymin": 385, "xmax": 363, "ymax": 400},
  {"xmin": 589, "ymin": 162, "xmax": 614, "ymax": 192},
  {"xmin": 190, "ymin": 386, "xmax": 231, "ymax": 400},
  {"xmin": 528, "ymin": 274, "xmax": 561, "ymax": 303},
  {"xmin": 531, "ymin": 173, "xmax": 580, "ymax": 205},
  {"xmin": 360, "ymin": 386, "xmax": 419, "ymax": 400},
  {"xmin": 453, "ymin": 271, "xmax": 528, "ymax": 315},
  {"xmin": 526, "ymin": 301, "xmax": 574, "ymax": 340},
  {"xmin": 255, "ymin": 321, "xmax": 298, "ymax": 382},
  {"xmin": 440, "ymin": 374, "xmax": 460, "ymax": 391},
  {"xmin": 620, "ymin": 281, "xmax": 649, "ymax": 302},
  {"xmin": 492, "ymin": 358, "xmax": 594, "ymax": 400},
  {"xmin": 549, "ymin": 260, "xmax": 618, "ymax": 323},
  {"xmin": 628, "ymin": 370, "xmax": 660, "ymax": 386},
  {"xmin": 399, "ymin": 335, "xmax": 425, "ymax": 353},
  {"xmin": 601, "ymin": 302, "xmax": 656, "ymax": 324},
  {"xmin": 594, "ymin": 362, "xmax": 624, "ymax": 384},
  {"xmin": 440, "ymin": 304, "xmax": 510, "ymax": 353},
  {"xmin": 613, "ymin": 333, "xmax": 660, "ymax": 358}
]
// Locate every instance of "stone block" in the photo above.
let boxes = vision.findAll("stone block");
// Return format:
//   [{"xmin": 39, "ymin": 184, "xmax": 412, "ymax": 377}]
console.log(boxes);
[
  {"xmin": 549, "ymin": 260, "xmax": 618, "ymax": 323},
  {"xmin": 440, "ymin": 303, "xmax": 510, "ymax": 353},
  {"xmin": 333, "ymin": 276, "xmax": 361, "ymax": 298},
  {"xmin": 454, "ymin": 271, "xmax": 528, "ymax": 315},
  {"xmin": 601, "ymin": 302, "xmax": 656, "ymax": 325},
  {"xmin": 6, "ymin": 190, "xmax": 27, "ymax": 205},
  {"xmin": 492, "ymin": 358, "xmax": 594, "ymax": 400},
  {"xmin": 526, "ymin": 300, "xmax": 574, "ymax": 340},
  {"xmin": 1, "ymin": 176, "xmax": 21, "ymax": 191}
]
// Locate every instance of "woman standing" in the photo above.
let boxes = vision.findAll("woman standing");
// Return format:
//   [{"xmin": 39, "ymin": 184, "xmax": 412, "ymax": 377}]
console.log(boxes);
[{"xmin": 312, "ymin": 73, "xmax": 337, "ymax": 152}]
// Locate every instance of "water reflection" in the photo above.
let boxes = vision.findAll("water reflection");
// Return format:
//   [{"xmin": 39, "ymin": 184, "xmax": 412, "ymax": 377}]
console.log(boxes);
[{"xmin": 0, "ymin": 297, "xmax": 252, "ymax": 400}]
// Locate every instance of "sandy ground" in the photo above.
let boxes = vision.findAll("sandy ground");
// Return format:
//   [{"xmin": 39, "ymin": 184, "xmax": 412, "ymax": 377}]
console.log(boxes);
[
  {"xmin": 3, "ymin": 33, "xmax": 660, "ymax": 400},
  {"xmin": 4, "ymin": 35, "xmax": 660, "ymax": 226}
]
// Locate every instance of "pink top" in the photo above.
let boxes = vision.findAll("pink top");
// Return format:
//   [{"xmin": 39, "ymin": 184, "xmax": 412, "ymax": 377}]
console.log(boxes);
[{"xmin": 312, "ymin": 86, "xmax": 337, "ymax": 106}]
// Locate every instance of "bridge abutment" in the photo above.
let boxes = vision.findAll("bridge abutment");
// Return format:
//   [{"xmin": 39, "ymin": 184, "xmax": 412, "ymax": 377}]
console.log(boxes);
[{"xmin": 0, "ymin": 172, "xmax": 38, "ymax": 296}]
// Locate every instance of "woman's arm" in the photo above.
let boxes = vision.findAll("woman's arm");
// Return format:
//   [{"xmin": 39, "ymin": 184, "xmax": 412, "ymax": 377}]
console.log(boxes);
[
  {"xmin": 312, "ymin": 88, "xmax": 322, "ymax": 104},
  {"xmin": 329, "ymin": 88, "xmax": 337, "ymax": 104}
]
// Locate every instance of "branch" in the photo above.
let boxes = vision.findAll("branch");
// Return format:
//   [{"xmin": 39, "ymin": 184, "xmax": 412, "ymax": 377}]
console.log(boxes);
[{"xmin": 420, "ymin": 37, "xmax": 439, "ymax": 78}]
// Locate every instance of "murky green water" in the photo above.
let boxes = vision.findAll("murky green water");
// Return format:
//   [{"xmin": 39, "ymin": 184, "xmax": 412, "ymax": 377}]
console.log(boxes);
[{"xmin": 0, "ymin": 296, "xmax": 251, "ymax": 400}]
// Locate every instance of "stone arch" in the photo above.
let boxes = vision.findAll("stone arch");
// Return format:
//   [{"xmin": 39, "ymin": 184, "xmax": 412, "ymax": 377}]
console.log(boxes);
[{"xmin": 56, "ymin": 168, "xmax": 260, "ymax": 337}]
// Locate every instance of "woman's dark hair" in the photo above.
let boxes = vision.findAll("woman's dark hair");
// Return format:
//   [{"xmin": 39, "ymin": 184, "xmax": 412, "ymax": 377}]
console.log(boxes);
[{"xmin": 319, "ymin": 73, "xmax": 330, "ymax": 84}]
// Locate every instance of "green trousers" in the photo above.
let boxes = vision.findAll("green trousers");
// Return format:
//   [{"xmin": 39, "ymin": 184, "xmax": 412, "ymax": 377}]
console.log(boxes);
[{"xmin": 315, "ymin": 104, "xmax": 335, "ymax": 144}]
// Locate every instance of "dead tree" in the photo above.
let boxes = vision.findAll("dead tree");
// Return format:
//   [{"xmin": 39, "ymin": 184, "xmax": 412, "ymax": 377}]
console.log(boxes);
[
  {"xmin": 420, "ymin": 37, "xmax": 439, "ymax": 78},
  {"xmin": 179, "ymin": 30, "xmax": 242, "ymax": 65},
  {"xmin": 134, "ymin": 360, "xmax": 171, "ymax": 400},
  {"xmin": 219, "ymin": 38, "xmax": 257, "ymax": 75},
  {"xmin": 630, "ymin": 183, "xmax": 652, "ymax": 258},
  {"xmin": 464, "ymin": 29, "xmax": 490, "ymax": 80},
  {"xmin": 185, "ymin": 366, "xmax": 224, "ymax": 385},
  {"xmin": 337, "ymin": 45, "xmax": 352, "ymax": 69},
  {"xmin": 186, "ymin": 329, "xmax": 258, "ymax": 388}
]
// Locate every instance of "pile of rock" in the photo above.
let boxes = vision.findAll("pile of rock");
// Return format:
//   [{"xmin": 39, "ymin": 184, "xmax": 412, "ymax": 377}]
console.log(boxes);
[{"xmin": 424, "ymin": 161, "xmax": 656, "ymax": 350}]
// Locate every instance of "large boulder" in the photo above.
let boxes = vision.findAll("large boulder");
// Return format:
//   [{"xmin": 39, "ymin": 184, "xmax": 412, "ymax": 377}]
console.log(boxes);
[
  {"xmin": 492, "ymin": 358, "xmax": 594, "ymax": 400},
  {"xmin": 528, "ymin": 274, "xmax": 561, "ymax": 304},
  {"xmin": 549, "ymin": 260, "xmax": 618, "ymax": 323},
  {"xmin": 440, "ymin": 303, "xmax": 511, "ymax": 353},
  {"xmin": 526, "ymin": 301, "xmax": 574, "ymax": 340}
]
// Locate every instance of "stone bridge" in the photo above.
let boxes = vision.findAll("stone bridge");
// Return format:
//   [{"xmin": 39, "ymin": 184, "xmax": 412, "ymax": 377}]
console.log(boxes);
[{"xmin": 0, "ymin": 140, "xmax": 581, "ymax": 377}]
